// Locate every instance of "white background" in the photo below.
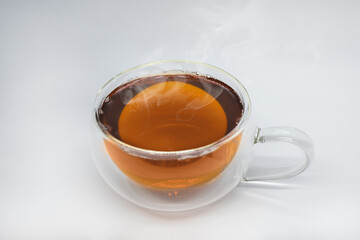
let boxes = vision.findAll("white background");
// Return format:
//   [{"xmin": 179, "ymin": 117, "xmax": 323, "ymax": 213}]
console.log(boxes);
[{"xmin": 1, "ymin": 0, "xmax": 359, "ymax": 239}]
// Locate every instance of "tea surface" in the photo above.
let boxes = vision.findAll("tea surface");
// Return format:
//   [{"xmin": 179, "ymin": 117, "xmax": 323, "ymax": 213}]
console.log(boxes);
[{"xmin": 99, "ymin": 74, "xmax": 243, "ymax": 151}]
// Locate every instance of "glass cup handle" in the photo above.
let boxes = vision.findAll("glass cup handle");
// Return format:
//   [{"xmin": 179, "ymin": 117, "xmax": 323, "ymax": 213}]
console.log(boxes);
[{"xmin": 243, "ymin": 127, "xmax": 315, "ymax": 182}]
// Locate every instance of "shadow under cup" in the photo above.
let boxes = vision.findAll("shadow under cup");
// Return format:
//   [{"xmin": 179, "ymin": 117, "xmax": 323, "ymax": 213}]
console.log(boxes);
[{"xmin": 93, "ymin": 61, "xmax": 250, "ymax": 191}]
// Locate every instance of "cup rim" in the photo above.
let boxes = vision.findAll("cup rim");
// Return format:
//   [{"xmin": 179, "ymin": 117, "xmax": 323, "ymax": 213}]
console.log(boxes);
[{"xmin": 93, "ymin": 60, "xmax": 251, "ymax": 160}]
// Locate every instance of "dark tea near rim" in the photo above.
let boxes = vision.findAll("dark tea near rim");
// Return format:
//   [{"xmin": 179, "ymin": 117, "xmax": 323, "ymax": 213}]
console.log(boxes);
[{"xmin": 99, "ymin": 74, "xmax": 244, "ymax": 188}]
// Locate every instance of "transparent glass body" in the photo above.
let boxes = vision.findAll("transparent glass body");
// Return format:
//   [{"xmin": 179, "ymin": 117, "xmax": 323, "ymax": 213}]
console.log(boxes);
[{"xmin": 90, "ymin": 60, "xmax": 314, "ymax": 212}]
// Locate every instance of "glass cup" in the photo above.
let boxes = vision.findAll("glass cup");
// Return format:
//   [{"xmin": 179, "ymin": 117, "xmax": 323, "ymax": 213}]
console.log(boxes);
[{"xmin": 90, "ymin": 60, "xmax": 314, "ymax": 212}]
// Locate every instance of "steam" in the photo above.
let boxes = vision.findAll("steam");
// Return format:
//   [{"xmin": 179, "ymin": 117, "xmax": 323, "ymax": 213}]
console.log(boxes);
[
  {"xmin": 124, "ymin": 80, "xmax": 223, "ymax": 125},
  {"xmin": 141, "ymin": 0, "xmax": 320, "ymax": 75},
  {"xmin": 176, "ymin": 87, "xmax": 219, "ymax": 123},
  {"xmin": 186, "ymin": 0, "xmax": 253, "ymax": 62}
]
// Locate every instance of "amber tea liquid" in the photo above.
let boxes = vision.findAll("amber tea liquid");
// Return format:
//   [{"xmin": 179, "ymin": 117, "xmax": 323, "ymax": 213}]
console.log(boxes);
[{"xmin": 99, "ymin": 74, "xmax": 244, "ymax": 189}]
